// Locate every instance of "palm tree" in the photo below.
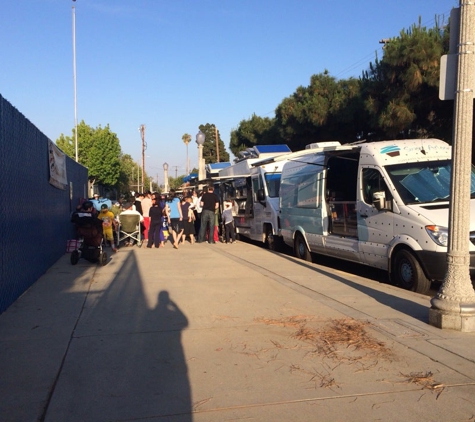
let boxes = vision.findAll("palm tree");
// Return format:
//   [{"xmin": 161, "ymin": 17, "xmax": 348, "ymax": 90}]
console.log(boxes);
[{"xmin": 182, "ymin": 133, "xmax": 192, "ymax": 174}]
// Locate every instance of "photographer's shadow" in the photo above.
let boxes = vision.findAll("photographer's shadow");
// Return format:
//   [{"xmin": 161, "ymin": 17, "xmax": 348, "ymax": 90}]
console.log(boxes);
[{"xmin": 149, "ymin": 290, "xmax": 191, "ymax": 419}]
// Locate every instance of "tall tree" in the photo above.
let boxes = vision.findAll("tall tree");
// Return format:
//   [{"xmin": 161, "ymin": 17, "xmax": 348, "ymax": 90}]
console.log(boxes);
[
  {"xmin": 229, "ymin": 114, "xmax": 280, "ymax": 157},
  {"xmin": 182, "ymin": 133, "xmax": 191, "ymax": 174},
  {"xmin": 362, "ymin": 18, "xmax": 452, "ymax": 140},
  {"xmin": 198, "ymin": 123, "xmax": 230, "ymax": 164},
  {"xmin": 275, "ymin": 71, "xmax": 365, "ymax": 150},
  {"xmin": 56, "ymin": 121, "xmax": 121, "ymax": 188}
]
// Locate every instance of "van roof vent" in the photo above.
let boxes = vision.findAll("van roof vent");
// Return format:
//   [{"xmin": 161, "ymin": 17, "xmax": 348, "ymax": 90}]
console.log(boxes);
[{"xmin": 306, "ymin": 141, "xmax": 341, "ymax": 150}]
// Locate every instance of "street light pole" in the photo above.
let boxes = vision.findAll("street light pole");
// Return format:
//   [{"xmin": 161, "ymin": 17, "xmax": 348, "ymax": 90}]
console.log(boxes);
[
  {"xmin": 163, "ymin": 162, "xmax": 169, "ymax": 193},
  {"xmin": 196, "ymin": 130, "xmax": 206, "ymax": 182},
  {"xmin": 430, "ymin": 0, "xmax": 475, "ymax": 332},
  {"xmin": 72, "ymin": 0, "xmax": 78, "ymax": 162}
]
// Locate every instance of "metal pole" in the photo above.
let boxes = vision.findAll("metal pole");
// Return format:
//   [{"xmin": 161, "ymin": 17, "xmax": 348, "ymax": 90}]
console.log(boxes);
[
  {"xmin": 430, "ymin": 0, "xmax": 475, "ymax": 331},
  {"xmin": 72, "ymin": 1, "xmax": 78, "ymax": 162},
  {"xmin": 215, "ymin": 125, "xmax": 220, "ymax": 163},
  {"xmin": 140, "ymin": 124, "xmax": 146, "ymax": 192},
  {"xmin": 198, "ymin": 144, "xmax": 205, "ymax": 181},
  {"xmin": 186, "ymin": 142, "xmax": 189, "ymax": 175}
]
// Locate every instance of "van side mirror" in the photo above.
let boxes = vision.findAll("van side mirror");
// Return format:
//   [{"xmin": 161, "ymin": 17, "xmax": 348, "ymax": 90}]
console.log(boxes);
[{"xmin": 372, "ymin": 191, "xmax": 386, "ymax": 211}]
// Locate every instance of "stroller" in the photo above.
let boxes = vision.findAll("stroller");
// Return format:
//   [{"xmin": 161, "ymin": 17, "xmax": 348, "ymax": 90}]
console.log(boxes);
[{"xmin": 70, "ymin": 206, "xmax": 108, "ymax": 266}]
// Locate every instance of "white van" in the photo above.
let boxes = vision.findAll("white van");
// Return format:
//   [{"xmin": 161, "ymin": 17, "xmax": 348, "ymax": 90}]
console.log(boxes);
[{"xmin": 279, "ymin": 139, "xmax": 475, "ymax": 294}]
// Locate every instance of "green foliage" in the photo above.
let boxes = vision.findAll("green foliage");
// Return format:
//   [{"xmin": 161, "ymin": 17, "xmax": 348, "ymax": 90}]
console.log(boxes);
[
  {"xmin": 229, "ymin": 114, "xmax": 280, "ymax": 157},
  {"xmin": 199, "ymin": 123, "xmax": 230, "ymax": 163},
  {"xmin": 275, "ymin": 71, "xmax": 366, "ymax": 150},
  {"xmin": 117, "ymin": 154, "xmax": 137, "ymax": 194},
  {"xmin": 229, "ymin": 14, "xmax": 454, "ymax": 153},
  {"xmin": 362, "ymin": 18, "xmax": 452, "ymax": 139},
  {"xmin": 169, "ymin": 175, "xmax": 185, "ymax": 190},
  {"xmin": 56, "ymin": 121, "xmax": 121, "ymax": 187}
]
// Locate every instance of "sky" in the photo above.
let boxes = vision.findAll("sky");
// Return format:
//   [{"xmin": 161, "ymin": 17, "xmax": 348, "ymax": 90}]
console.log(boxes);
[{"xmin": 1, "ymin": 0, "xmax": 457, "ymax": 185}]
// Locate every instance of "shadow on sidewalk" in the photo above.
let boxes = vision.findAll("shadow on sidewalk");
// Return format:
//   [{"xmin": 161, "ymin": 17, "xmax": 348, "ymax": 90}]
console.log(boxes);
[
  {"xmin": 276, "ymin": 252, "xmax": 429, "ymax": 322},
  {"xmin": 47, "ymin": 251, "xmax": 192, "ymax": 421}
]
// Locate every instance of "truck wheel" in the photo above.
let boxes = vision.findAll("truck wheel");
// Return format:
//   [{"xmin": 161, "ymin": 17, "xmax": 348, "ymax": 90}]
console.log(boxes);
[
  {"xmin": 70, "ymin": 250, "xmax": 79, "ymax": 265},
  {"xmin": 265, "ymin": 229, "xmax": 279, "ymax": 251},
  {"xmin": 295, "ymin": 233, "xmax": 311, "ymax": 262},
  {"xmin": 100, "ymin": 252, "xmax": 108, "ymax": 266},
  {"xmin": 393, "ymin": 249, "xmax": 431, "ymax": 294}
]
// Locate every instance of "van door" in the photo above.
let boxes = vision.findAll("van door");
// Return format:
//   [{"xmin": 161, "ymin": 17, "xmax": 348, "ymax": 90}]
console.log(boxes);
[
  {"xmin": 251, "ymin": 174, "xmax": 265, "ymax": 239},
  {"xmin": 324, "ymin": 152, "xmax": 360, "ymax": 262},
  {"xmin": 357, "ymin": 167, "xmax": 394, "ymax": 270}
]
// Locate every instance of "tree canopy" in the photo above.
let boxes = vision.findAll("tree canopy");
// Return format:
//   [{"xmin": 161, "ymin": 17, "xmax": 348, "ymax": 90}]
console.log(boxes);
[
  {"xmin": 56, "ymin": 121, "xmax": 121, "ymax": 187},
  {"xmin": 229, "ymin": 15, "xmax": 456, "ymax": 156},
  {"xmin": 199, "ymin": 123, "xmax": 230, "ymax": 164}
]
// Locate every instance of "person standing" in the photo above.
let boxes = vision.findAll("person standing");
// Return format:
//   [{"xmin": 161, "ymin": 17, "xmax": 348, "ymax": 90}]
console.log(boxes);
[
  {"xmin": 191, "ymin": 189, "xmax": 202, "ymax": 234},
  {"xmin": 133, "ymin": 193, "xmax": 144, "ymax": 215},
  {"xmin": 222, "ymin": 200, "xmax": 236, "ymax": 244},
  {"xmin": 141, "ymin": 191, "xmax": 152, "ymax": 241},
  {"xmin": 146, "ymin": 196, "xmax": 163, "ymax": 248},
  {"xmin": 198, "ymin": 185, "xmax": 219, "ymax": 244},
  {"xmin": 166, "ymin": 189, "xmax": 184, "ymax": 249},
  {"xmin": 181, "ymin": 195, "xmax": 196, "ymax": 245}
]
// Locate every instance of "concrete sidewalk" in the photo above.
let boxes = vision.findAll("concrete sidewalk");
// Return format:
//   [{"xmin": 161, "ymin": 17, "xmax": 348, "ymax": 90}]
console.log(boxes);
[{"xmin": 1, "ymin": 240, "xmax": 474, "ymax": 422}]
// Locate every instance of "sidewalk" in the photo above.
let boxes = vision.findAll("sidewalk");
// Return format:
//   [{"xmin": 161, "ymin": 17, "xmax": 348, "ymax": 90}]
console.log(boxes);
[{"xmin": 1, "ymin": 240, "xmax": 474, "ymax": 422}]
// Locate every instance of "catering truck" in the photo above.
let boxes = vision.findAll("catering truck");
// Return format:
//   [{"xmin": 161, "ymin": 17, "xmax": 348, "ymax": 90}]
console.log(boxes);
[
  {"xmin": 279, "ymin": 139, "xmax": 475, "ymax": 294},
  {"xmin": 218, "ymin": 144, "xmax": 291, "ymax": 250}
]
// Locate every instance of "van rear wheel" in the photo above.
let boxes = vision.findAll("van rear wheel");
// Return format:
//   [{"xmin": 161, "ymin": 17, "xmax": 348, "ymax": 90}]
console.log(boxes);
[
  {"xmin": 295, "ymin": 233, "xmax": 312, "ymax": 262},
  {"xmin": 393, "ymin": 249, "xmax": 431, "ymax": 294}
]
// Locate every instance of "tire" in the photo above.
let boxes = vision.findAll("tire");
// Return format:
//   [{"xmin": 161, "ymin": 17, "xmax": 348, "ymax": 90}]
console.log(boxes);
[
  {"xmin": 100, "ymin": 252, "xmax": 108, "ymax": 266},
  {"xmin": 392, "ymin": 249, "xmax": 431, "ymax": 294},
  {"xmin": 294, "ymin": 233, "xmax": 312, "ymax": 262},
  {"xmin": 70, "ymin": 250, "xmax": 79, "ymax": 265},
  {"xmin": 265, "ymin": 228, "xmax": 277, "ymax": 251}
]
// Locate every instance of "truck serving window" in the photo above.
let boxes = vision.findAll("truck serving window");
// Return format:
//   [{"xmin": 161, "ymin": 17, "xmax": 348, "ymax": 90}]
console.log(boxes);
[{"xmin": 386, "ymin": 160, "xmax": 475, "ymax": 204}]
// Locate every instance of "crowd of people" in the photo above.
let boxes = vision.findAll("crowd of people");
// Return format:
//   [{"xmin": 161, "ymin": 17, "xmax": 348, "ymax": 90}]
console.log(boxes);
[{"xmin": 72, "ymin": 185, "xmax": 236, "ymax": 253}]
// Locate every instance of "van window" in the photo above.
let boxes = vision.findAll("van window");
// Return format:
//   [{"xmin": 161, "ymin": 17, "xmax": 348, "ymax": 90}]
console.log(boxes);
[
  {"xmin": 252, "ymin": 176, "xmax": 262, "ymax": 202},
  {"xmin": 280, "ymin": 172, "xmax": 320, "ymax": 209},
  {"xmin": 362, "ymin": 168, "xmax": 392, "ymax": 205},
  {"xmin": 386, "ymin": 160, "xmax": 475, "ymax": 204},
  {"xmin": 265, "ymin": 173, "xmax": 281, "ymax": 198}
]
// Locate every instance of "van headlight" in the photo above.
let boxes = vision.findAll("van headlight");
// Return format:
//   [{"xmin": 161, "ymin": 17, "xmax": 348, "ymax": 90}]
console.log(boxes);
[{"xmin": 425, "ymin": 225, "xmax": 449, "ymax": 246}]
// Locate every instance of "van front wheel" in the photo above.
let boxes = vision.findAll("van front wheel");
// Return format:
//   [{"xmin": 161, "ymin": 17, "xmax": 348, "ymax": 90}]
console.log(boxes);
[
  {"xmin": 295, "ymin": 233, "xmax": 312, "ymax": 262},
  {"xmin": 393, "ymin": 249, "xmax": 431, "ymax": 294}
]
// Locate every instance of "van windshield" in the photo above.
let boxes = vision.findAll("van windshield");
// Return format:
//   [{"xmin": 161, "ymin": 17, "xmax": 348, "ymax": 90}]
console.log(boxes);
[
  {"xmin": 265, "ymin": 173, "xmax": 281, "ymax": 198},
  {"xmin": 385, "ymin": 160, "xmax": 475, "ymax": 204}
]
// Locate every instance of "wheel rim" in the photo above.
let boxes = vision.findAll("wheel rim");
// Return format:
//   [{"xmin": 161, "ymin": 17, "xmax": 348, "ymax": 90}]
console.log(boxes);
[{"xmin": 400, "ymin": 259, "xmax": 414, "ymax": 284}]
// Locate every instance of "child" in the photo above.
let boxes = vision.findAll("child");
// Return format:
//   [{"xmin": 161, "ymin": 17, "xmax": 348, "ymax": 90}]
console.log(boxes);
[
  {"xmin": 222, "ymin": 200, "xmax": 236, "ymax": 244},
  {"xmin": 98, "ymin": 204, "xmax": 118, "ymax": 252},
  {"xmin": 159, "ymin": 207, "xmax": 169, "ymax": 247}
]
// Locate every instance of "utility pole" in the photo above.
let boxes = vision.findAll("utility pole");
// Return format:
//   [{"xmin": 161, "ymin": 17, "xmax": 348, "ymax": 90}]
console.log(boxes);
[
  {"xmin": 215, "ymin": 125, "xmax": 220, "ymax": 163},
  {"xmin": 139, "ymin": 124, "xmax": 146, "ymax": 192}
]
